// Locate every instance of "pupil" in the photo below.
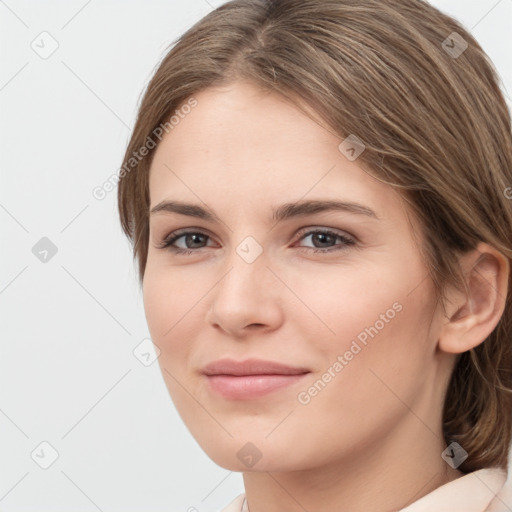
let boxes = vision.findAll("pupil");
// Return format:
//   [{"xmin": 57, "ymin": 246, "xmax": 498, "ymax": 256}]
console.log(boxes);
[
  {"xmin": 188, "ymin": 234, "xmax": 204, "ymax": 247},
  {"xmin": 314, "ymin": 233, "xmax": 333, "ymax": 247}
]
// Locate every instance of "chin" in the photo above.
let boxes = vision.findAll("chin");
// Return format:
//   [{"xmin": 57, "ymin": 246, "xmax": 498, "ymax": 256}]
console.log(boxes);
[{"xmin": 195, "ymin": 434, "xmax": 307, "ymax": 473}]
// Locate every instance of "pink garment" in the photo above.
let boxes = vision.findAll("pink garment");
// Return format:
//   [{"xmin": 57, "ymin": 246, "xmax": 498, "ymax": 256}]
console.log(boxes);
[{"xmin": 220, "ymin": 467, "xmax": 511, "ymax": 512}]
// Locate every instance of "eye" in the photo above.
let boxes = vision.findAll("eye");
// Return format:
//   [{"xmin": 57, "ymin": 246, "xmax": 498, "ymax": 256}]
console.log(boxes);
[
  {"xmin": 156, "ymin": 230, "xmax": 214, "ymax": 255},
  {"xmin": 293, "ymin": 228, "xmax": 356, "ymax": 253},
  {"xmin": 156, "ymin": 227, "xmax": 355, "ymax": 255}
]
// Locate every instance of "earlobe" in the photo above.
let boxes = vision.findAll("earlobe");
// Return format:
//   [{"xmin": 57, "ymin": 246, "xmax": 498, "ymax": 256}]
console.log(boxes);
[{"xmin": 438, "ymin": 242, "xmax": 509, "ymax": 355}]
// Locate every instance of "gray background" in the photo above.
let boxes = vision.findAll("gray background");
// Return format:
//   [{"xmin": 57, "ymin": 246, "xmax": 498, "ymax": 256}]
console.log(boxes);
[{"xmin": 1, "ymin": 0, "xmax": 511, "ymax": 510}]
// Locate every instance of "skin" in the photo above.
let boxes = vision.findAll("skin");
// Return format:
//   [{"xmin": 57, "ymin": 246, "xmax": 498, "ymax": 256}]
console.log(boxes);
[{"xmin": 143, "ymin": 80, "xmax": 509, "ymax": 512}]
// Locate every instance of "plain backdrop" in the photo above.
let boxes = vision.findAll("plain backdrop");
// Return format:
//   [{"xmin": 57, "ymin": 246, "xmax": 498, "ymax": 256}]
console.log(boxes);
[{"xmin": 1, "ymin": 0, "xmax": 511, "ymax": 510}]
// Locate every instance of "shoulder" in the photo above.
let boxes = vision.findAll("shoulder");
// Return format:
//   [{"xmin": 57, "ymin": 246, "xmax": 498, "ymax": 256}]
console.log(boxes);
[
  {"xmin": 400, "ymin": 467, "xmax": 509, "ymax": 512},
  {"xmin": 219, "ymin": 492, "xmax": 246, "ymax": 512},
  {"xmin": 217, "ymin": 469, "xmax": 512, "ymax": 512},
  {"xmin": 486, "ymin": 467, "xmax": 512, "ymax": 512}
]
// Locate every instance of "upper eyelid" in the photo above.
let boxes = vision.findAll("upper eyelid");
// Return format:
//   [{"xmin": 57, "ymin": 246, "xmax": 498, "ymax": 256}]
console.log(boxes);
[{"xmin": 295, "ymin": 226, "xmax": 354, "ymax": 239}]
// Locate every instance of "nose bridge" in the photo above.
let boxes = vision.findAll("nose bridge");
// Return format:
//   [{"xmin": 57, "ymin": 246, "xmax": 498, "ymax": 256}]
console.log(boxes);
[
  {"xmin": 219, "ymin": 234, "xmax": 268, "ymax": 297},
  {"xmin": 206, "ymin": 233, "xmax": 280, "ymax": 332}
]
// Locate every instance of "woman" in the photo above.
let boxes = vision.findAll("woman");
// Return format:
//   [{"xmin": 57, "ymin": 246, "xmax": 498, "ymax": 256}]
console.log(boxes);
[{"xmin": 117, "ymin": 1, "xmax": 512, "ymax": 510}]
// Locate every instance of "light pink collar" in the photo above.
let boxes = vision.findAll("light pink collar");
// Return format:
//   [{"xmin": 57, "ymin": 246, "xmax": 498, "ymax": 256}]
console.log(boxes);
[{"xmin": 221, "ymin": 467, "xmax": 509, "ymax": 512}]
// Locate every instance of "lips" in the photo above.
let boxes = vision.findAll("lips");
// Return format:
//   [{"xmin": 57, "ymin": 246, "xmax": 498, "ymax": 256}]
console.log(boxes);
[
  {"xmin": 201, "ymin": 358, "xmax": 311, "ymax": 376},
  {"xmin": 201, "ymin": 358, "xmax": 311, "ymax": 400}
]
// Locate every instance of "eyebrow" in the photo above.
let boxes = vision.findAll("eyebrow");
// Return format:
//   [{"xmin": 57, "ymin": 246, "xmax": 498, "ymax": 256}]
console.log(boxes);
[{"xmin": 149, "ymin": 199, "xmax": 379, "ymax": 222}]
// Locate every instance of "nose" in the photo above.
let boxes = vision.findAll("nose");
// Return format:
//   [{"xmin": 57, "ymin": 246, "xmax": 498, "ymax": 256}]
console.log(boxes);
[{"xmin": 205, "ymin": 244, "xmax": 284, "ymax": 338}]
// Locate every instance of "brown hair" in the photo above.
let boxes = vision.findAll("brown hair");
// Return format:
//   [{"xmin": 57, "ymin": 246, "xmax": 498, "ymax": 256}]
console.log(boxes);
[{"xmin": 117, "ymin": 0, "xmax": 512, "ymax": 472}]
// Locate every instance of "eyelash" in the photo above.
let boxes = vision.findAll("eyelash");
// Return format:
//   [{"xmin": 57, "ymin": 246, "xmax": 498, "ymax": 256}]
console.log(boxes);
[{"xmin": 156, "ymin": 228, "xmax": 356, "ymax": 255}]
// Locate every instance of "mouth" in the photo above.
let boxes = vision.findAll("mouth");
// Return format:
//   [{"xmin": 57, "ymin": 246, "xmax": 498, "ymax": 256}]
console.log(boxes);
[{"xmin": 201, "ymin": 358, "xmax": 311, "ymax": 400}]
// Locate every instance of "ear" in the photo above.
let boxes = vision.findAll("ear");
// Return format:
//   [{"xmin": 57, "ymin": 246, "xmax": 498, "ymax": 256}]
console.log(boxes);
[{"xmin": 438, "ymin": 242, "xmax": 510, "ymax": 354}]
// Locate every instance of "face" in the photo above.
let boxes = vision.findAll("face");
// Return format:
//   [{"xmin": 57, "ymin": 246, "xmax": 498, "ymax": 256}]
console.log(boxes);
[{"xmin": 143, "ymin": 80, "xmax": 445, "ymax": 472}]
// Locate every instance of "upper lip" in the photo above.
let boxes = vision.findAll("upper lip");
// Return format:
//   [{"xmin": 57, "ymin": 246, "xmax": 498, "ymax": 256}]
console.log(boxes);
[{"xmin": 202, "ymin": 358, "xmax": 311, "ymax": 376}]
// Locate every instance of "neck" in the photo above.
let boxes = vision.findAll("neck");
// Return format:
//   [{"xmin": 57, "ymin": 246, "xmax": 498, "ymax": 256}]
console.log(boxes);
[{"xmin": 241, "ymin": 416, "xmax": 463, "ymax": 512}]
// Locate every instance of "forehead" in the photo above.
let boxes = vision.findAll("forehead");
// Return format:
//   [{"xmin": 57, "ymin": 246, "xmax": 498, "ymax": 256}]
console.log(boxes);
[{"xmin": 147, "ymin": 80, "xmax": 410, "ymax": 229}]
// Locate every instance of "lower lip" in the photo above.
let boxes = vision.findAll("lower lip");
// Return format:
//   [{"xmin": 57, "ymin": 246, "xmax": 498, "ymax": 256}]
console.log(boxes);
[{"xmin": 205, "ymin": 374, "xmax": 309, "ymax": 399}]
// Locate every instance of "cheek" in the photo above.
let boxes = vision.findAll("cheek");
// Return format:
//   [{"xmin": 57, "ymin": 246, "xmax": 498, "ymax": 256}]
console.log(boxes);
[
  {"xmin": 143, "ymin": 267, "xmax": 203, "ymax": 417},
  {"xmin": 281, "ymin": 260, "xmax": 407, "ymax": 349},
  {"xmin": 142, "ymin": 265, "xmax": 196, "ymax": 362},
  {"xmin": 302, "ymin": 277, "xmax": 434, "ymax": 416},
  {"xmin": 285, "ymin": 291, "xmax": 434, "ymax": 467},
  {"xmin": 143, "ymin": 253, "xmax": 195, "ymax": 324},
  {"xmin": 297, "ymin": 256, "xmax": 435, "ymax": 401}
]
